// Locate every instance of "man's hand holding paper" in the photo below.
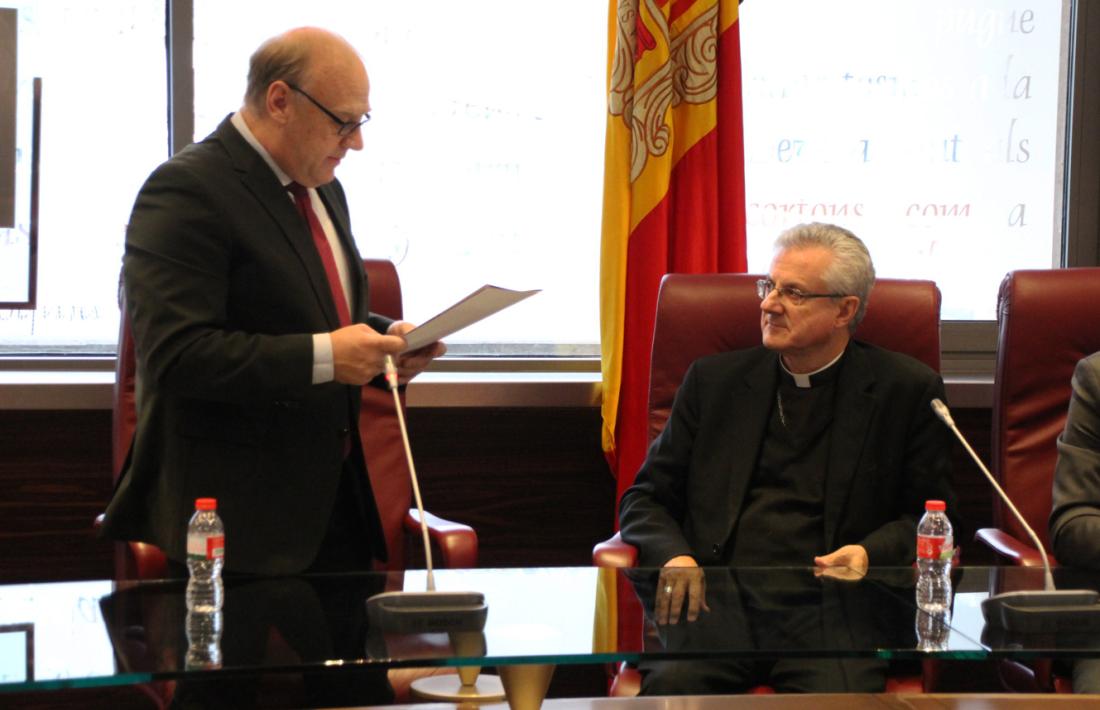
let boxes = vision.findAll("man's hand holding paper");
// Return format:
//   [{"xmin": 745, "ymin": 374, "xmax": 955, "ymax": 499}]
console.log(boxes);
[
  {"xmin": 388, "ymin": 321, "xmax": 447, "ymax": 385},
  {"xmin": 338, "ymin": 284, "xmax": 537, "ymax": 386}
]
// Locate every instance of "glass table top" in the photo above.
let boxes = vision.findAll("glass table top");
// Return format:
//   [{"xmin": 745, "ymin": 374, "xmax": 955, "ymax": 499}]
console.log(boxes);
[{"xmin": 2, "ymin": 565, "xmax": 1099, "ymax": 693}]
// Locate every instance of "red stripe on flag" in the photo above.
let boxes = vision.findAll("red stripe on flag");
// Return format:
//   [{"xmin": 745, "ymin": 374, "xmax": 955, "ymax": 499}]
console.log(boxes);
[
  {"xmin": 613, "ymin": 129, "xmax": 747, "ymax": 503},
  {"xmin": 718, "ymin": 15, "xmax": 746, "ymax": 266}
]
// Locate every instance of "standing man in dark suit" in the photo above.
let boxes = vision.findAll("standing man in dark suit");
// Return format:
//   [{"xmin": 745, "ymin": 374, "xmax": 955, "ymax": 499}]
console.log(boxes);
[
  {"xmin": 102, "ymin": 27, "xmax": 444, "ymax": 577},
  {"xmin": 619, "ymin": 222, "xmax": 954, "ymax": 694}
]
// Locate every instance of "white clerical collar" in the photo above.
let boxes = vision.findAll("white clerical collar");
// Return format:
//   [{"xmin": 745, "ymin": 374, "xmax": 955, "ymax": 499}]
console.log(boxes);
[
  {"xmin": 780, "ymin": 349, "xmax": 846, "ymax": 389},
  {"xmin": 230, "ymin": 111, "xmax": 293, "ymax": 187}
]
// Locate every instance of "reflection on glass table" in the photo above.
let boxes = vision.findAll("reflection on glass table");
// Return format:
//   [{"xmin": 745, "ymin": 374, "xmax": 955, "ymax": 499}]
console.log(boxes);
[
  {"xmin": 624, "ymin": 566, "xmax": 986, "ymax": 662},
  {"xmin": 950, "ymin": 566, "xmax": 1100, "ymax": 654},
  {"xmin": 3, "ymin": 566, "xmax": 1100, "ymax": 698}
]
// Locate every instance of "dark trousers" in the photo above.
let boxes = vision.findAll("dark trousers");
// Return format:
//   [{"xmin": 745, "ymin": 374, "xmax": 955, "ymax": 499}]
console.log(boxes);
[
  {"xmin": 640, "ymin": 657, "xmax": 888, "ymax": 694},
  {"xmin": 636, "ymin": 567, "xmax": 890, "ymax": 695}
]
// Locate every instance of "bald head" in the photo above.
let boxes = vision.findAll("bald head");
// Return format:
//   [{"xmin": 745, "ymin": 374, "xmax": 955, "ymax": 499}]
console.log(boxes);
[
  {"xmin": 244, "ymin": 27, "xmax": 364, "ymax": 113},
  {"xmin": 240, "ymin": 27, "xmax": 370, "ymax": 187}
]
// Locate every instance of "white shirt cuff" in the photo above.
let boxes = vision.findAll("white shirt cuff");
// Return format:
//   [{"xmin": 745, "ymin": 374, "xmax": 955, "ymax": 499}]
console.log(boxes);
[{"xmin": 312, "ymin": 333, "xmax": 334, "ymax": 384}]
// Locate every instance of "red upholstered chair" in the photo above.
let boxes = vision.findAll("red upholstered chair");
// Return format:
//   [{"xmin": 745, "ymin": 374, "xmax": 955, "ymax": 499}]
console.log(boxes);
[
  {"xmin": 109, "ymin": 304, "xmax": 170, "ymax": 580},
  {"xmin": 101, "ymin": 259, "xmax": 476, "ymax": 703},
  {"xmin": 976, "ymin": 268, "xmax": 1100, "ymax": 564},
  {"xmin": 973, "ymin": 267, "xmax": 1100, "ymax": 693},
  {"xmin": 593, "ymin": 273, "xmax": 943, "ymax": 695},
  {"xmin": 356, "ymin": 259, "xmax": 478, "ymax": 572}
]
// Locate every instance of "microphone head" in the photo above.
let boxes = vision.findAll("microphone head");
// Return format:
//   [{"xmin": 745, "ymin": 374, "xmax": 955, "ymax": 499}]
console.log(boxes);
[
  {"xmin": 930, "ymin": 398, "xmax": 954, "ymax": 428},
  {"xmin": 383, "ymin": 354, "xmax": 399, "ymax": 390}
]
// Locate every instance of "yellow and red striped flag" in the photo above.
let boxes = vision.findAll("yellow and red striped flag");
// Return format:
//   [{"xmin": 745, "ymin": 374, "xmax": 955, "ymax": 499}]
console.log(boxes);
[{"xmin": 600, "ymin": 0, "xmax": 747, "ymax": 503}]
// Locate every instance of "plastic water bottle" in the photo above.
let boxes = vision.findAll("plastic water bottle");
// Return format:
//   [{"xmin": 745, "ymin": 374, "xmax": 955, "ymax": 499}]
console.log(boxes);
[
  {"xmin": 185, "ymin": 609, "xmax": 223, "ymax": 670},
  {"xmin": 186, "ymin": 497, "xmax": 225, "ymax": 613},
  {"xmin": 916, "ymin": 499, "xmax": 953, "ymax": 614},
  {"xmin": 915, "ymin": 608, "xmax": 950, "ymax": 651}
]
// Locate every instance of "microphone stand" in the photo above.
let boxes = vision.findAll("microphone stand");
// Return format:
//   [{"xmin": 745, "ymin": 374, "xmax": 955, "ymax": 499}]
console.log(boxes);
[
  {"xmin": 387, "ymin": 355, "xmax": 437, "ymax": 592},
  {"xmin": 931, "ymin": 399, "xmax": 1100, "ymax": 632},
  {"xmin": 363, "ymin": 356, "xmax": 487, "ymax": 634}
]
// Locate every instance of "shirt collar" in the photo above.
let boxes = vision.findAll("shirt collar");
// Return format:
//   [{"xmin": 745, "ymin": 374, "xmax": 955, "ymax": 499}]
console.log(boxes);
[
  {"xmin": 779, "ymin": 348, "xmax": 846, "ymax": 389},
  {"xmin": 230, "ymin": 111, "xmax": 293, "ymax": 188}
]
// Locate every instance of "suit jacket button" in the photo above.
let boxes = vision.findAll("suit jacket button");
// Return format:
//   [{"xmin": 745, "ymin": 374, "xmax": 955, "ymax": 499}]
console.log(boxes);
[
  {"xmin": 338, "ymin": 427, "xmax": 350, "ymax": 437},
  {"xmin": 712, "ymin": 544, "xmax": 721, "ymax": 555}
]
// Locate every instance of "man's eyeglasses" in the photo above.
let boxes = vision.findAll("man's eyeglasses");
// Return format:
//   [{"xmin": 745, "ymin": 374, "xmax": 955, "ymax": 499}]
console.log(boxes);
[
  {"xmin": 755, "ymin": 278, "xmax": 846, "ymax": 306},
  {"xmin": 286, "ymin": 82, "xmax": 370, "ymax": 137}
]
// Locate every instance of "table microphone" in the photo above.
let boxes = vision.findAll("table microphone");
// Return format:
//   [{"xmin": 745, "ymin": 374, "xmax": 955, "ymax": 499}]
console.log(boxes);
[
  {"xmin": 930, "ymin": 398, "xmax": 1100, "ymax": 632},
  {"xmin": 364, "ymin": 355, "xmax": 487, "ymax": 634}
]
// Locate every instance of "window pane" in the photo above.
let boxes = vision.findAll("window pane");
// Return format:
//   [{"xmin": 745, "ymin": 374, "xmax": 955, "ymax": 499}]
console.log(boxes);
[
  {"xmin": 740, "ymin": 0, "xmax": 1066, "ymax": 320},
  {"xmin": 193, "ymin": 1, "xmax": 607, "ymax": 355},
  {"xmin": 0, "ymin": 2, "xmax": 167, "ymax": 352}
]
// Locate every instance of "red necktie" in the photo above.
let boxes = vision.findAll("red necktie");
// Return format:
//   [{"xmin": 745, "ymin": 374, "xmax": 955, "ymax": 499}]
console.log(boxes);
[{"xmin": 287, "ymin": 182, "xmax": 352, "ymax": 327}]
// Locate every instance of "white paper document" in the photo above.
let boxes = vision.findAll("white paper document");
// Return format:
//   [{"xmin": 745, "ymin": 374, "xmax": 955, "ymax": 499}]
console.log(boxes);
[{"xmin": 401, "ymin": 285, "xmax": 540, "ymax": 352}]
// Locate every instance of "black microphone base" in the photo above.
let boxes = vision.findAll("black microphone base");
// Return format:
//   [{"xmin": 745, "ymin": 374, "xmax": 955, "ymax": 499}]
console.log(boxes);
[
  {"xmin": 366, "ymin": 590, "xmax": 488, "ymax": 633},
  {"xmin": 981, "ymin": 589, "xmax": 1100, "ymax": 633}
]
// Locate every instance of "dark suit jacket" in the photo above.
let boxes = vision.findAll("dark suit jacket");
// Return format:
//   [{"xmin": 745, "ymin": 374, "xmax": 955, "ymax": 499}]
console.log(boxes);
[
  {"xmin": 102, "ymin": 116, "xmax": 392, "ymax": 575},
  {"xmin": 619, "ymin": 341, "xmax": 955, "ymax": 568},
  {"xmin": 1050, "ymin": 352, "xmax": 1100, "ymax": 568}
]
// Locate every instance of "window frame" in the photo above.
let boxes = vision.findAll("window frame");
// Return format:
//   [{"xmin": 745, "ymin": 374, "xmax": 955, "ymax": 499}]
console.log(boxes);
[
  {"xmin": 3, "ymin": 0, "xmax": 1100, "ymax": 408},
  {"xmin": 163, "ymin": 0, "xmax": 1100, "ymax": 380}
]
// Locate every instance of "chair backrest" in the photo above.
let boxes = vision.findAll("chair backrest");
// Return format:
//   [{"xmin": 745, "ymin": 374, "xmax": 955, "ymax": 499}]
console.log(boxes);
[
  {"xmin": 991, "ymin": 268, "xmax": 1100, "ymax": 555},
  {"xmin": 357, "ymin": 259, "xmax": 415, "ymax": 571},
  {"xmin": 648, "ymin": 274, "xmax": 942, "ymax": 445},
  {"xmin": 112, "ymin": 259, "xmax": 416, "ymax": 576}
]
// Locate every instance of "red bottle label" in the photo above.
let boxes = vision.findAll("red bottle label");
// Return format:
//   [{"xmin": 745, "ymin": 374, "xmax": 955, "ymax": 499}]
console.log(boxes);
[
  {"xmin": 206, "ymin": 535, "xmax": 225, "ymax": 560},
  {"xmin": 917, "ymin": 535, "xmax": 949, "ymax": 560}
]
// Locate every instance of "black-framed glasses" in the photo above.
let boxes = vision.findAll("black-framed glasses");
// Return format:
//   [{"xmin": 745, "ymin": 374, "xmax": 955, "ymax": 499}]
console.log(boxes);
[
  {"xmin": 755, "ymin": 278, "xmax": 846, "ymax": 306},
  {"xmin": 285, "ymin": 82, "xmax": 370, "ymax": 137}
]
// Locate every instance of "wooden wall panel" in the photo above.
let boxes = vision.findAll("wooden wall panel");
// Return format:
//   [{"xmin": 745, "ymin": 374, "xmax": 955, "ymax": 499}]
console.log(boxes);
[
  {"xmin": 949, "ymin": 408, "xmax": 997, "ymax": 564},
  {"xmin": 0, "ymin": 410, "xmax": 114, "ymax": 583},
  {"xmin": 406, "ymin": 406, "xmax": 617, "ymax": 568},
  {"xmin": 0, "ymin": 406, "xmax": 995, "ymax": 578}
]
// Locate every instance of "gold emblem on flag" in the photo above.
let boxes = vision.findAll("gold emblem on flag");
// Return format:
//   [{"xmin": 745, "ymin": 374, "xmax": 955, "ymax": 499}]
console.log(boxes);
[{"xmin": 609, "ymin": 1, "xmax": 720, "ymax": 182}]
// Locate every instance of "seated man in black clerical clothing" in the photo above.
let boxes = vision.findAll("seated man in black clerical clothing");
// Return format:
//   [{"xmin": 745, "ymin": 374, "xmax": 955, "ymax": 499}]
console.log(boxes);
[{"xmin": 618, "ymin": 222, "xmax": 955, "ymax": 694}]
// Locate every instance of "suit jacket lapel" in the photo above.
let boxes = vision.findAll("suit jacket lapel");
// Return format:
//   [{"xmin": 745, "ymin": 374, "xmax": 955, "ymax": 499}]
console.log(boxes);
[
  {"xmin": 824, "ymin": 344, "xmax": 876, "ymax": 548},
  {"xmin": 216, "ymin": 117, "xmax": 344, "ymax": 330},
  {"xmin": 725, "ymin": 353, "xmax": 778, "ymax": 529}
]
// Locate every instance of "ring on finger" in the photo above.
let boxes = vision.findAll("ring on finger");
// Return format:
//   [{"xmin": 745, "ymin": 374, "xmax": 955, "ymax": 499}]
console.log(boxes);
[{"xmin": 664, "ymin": 584, "xmax": 673, "ymax": 595}]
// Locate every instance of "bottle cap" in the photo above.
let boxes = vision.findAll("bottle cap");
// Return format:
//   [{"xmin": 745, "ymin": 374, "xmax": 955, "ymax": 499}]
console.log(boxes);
[
  {"xmin": 924, "ymin": 499, "xmax": 946, "ymax": 512},
  {"xmin": 195, "ymin": 497, "xmax": 217, "ymax": 511}
]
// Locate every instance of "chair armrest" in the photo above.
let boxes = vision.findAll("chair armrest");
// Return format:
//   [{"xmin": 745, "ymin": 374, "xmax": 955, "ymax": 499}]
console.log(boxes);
[
  {"xmin": 404, "ymin": 509, "xmax": 478, "ymax": 569},
  {"xmin": 593, "ymin": 531, "xmax": 638, "ymax": 568},
  {"xmin": 974, "ymin": 528, "xmax": 1047, "ymax": 567},
  {"xmin": 609, "ymin": 661, "xmax": 642, "ymax": 696},
  {"xmin": 131, "ymin": 542, "xmax": 169, "ymax": 580},
  {"xmin": 96, "ymin": 512, "xmax": 170, "ymax": 580}
]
